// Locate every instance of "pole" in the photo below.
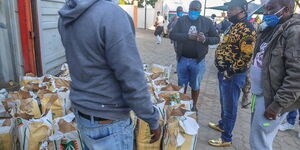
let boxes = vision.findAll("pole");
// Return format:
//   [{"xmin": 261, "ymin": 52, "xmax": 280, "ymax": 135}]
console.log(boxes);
[
  {"xmin": 144, "ymin": 0, "xmax": 147, "ymax": 29},
  {"xmin": 204, "ymin": 0, "xmax": 207, "ymax": 17}
]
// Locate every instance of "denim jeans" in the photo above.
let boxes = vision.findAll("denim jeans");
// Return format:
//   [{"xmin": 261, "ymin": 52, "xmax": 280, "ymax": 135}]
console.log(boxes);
[
  {"xmin": 177, "ymin": 57, "xmax": 206, "ymax": 90},
  {"xmin": 217, "ymin": 71, "xmax": 246, "ymax": 142},
  {"xmin": 74, "ymin": 110, "xmax": 134, "ymax": 150},
  {"xmin": 287, "ymin": 109, "xmax": 300, "ymax": 125}
]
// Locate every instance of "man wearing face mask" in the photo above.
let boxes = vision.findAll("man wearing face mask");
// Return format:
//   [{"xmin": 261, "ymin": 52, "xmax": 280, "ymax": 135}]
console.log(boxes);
[
  {"xmin": 169, "ymin": 0, "xmax": 220, "ymax": 112},
  {"xmin": 168, "ymin": 6, "xmax": 184, "ymax": 52},
  {"xmin": 209, "ymin": 0, "xmax": 256, "ymax": 147},
  {"xmin": 58, "ymin": 0, "xmax": 161, "ymax": 149},
  {"xmin": 168, "ymin": 6, "xmax": 184, "ymax": 34},
  {"xmin": 249, "ymin": 0, "xmax": 300, "ymax": 149}
]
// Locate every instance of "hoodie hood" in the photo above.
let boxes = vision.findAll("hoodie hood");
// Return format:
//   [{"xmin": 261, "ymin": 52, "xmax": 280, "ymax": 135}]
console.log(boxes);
[{"xmin": 59, "ymin": 0, "xmax": 100, "ymax": 26}]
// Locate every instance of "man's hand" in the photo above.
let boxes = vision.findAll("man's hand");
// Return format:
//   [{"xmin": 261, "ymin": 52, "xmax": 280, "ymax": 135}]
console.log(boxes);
[
  {"xmin": 188, "ymin": 33, "xmax": 198, "ymax": 40},
  {"xmin": 264, "ymin": 108, "xmax": 278, "ymax": 120},
  {"xmin": 197, "ymin": 32, "xmax": 206, "ymax": 43},
  {"xmin": 150, "ymin": 125, "xmax": 161, "ymax": 143},
  {"xmin": 223, "ymin": 71, "xmax": 231, "ymax": 80}
]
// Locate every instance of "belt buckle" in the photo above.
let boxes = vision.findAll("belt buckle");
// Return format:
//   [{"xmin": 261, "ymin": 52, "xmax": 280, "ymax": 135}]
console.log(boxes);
[{"xmin": 98, "ymin": 120, "xmax": 113, "ymax": 124}]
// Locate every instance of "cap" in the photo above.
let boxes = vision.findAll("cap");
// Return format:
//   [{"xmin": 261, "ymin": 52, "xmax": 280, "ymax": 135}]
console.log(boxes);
[{"xmin": 228, "ymin": 0, "xmax": 248, "ymax": 11}]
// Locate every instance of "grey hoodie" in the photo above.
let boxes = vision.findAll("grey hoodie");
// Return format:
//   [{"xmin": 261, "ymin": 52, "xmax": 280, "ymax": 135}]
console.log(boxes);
[{"xmin": 58, "ymin": 0, "xmax": 159, "ymax": 129}]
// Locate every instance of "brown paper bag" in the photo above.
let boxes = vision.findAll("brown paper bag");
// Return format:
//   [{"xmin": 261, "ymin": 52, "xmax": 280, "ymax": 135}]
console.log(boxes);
[
  {"xmin": 136, "ymin": 118, "xmax": 163, "ymax": 150},
  {"xmin": 0, "ymin": 119, "xmax": 13, "ymax": 150},
  {"xmin": 41, "ymin": 93, "xmax": 64, "ymax": 119},
  {"xmin": 16, "ymin": 111, "xmax": 52, "ymax": 150},
  {"xmin": 160, "ymin": 84, "xmax": 182, "ymax": 92}
]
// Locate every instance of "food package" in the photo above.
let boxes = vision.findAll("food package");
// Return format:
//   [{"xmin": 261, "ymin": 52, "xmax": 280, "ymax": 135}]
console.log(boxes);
[
  {"xmin": 160, "ymin": 84, "xmax": 184, "ymax": 93},
  {"xmin": 20, "ymin": 75, "xmax": 42, "ymax": 87},
  {"xmin": 40, "ymin": 93, "xmax": 65, "ymax": 119},
  {"xmin": 0, "ymin": 119, "xmax": 13, "ymax": 150},
  {"xmin": 163, "ymin": 112, "xmax": 199, "ymax": 150},
  {"xmin": 0, "ymin": 89, "xmax": 8, "ymax": 101},
  {"xmin": 59, "ymin": 63, "xmax": 70, "ymax": 78},
  {"xmin": 16, "ymin": 98, "xmax": 42, "ymax": 119},
  {"xmin": 2, "ymin": 97, "xmax": 41, "ymax": 120},
  {"xmin": 150, "ymin": 64, "xmax": 172, "ymax": 80},
  {"xmin": 158, "ymin": 93, "xmax": 193, "ymax": 111},
  {"xmin": 49, "ymin": 113, "xmax": 84, "ymax": 150},
  {"xmin": 16, "ymin": 111, "xmax": 53, "ymax": 150},
  {"xmin": 54, "ymin": 77, "xmax": 71, "ymax": 89},
  {"xmin": 136, "ymin": 107, "xmax": 164, "ymax": 150}
]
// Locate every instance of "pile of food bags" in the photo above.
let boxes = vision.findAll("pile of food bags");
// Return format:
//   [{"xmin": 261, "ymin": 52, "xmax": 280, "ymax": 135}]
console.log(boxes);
[
  {"xmin": 0, "ymin": 63, "xmax": 199, "ymax": 150},
  {"xmin": 0, "ymin": 64, "xmax": 82, "ymax": 150},
  {"xmin": 135, "ymin": 64, "xmax": 199, "ymax": 150}
]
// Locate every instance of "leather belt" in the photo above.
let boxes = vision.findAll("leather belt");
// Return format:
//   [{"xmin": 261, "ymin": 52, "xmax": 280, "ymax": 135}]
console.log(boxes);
[{"xmin": 78, "ymin": 111, "xmax": 113, "ymax": 124}]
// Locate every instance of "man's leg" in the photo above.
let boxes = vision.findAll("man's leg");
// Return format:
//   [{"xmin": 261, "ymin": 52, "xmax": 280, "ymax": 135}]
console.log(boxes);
[
  {"xmin": 250, "ymin": 96, "xmax": 287, "ymax": 150},
  {"xmin": 189, "ymin": 59, "xmax": 206, "ymax": 111},
  {"xmin": 74, "ymin": 110, "xmax": 133, "ymax": 150},
  {"xmin": 220, "ymin": 73, "xmax": 246, "ymax": 142},
  {"xmin": 177, "ymin": 57, "xmax": 189, "ymax": 91},
  {"xmin": 279, "ymin": 110, "xmax": 297, "ymax": 131},
  {"xmin": 241, "ymin": 72, "xmax": 251, "ymax": 108},
  {"xmin": 287, "ymin": 110, "xmax": 297, "ymax": 125},
  {"xmin": 208, "ymin": 72, "xmax": 225, "ymax": 132}
]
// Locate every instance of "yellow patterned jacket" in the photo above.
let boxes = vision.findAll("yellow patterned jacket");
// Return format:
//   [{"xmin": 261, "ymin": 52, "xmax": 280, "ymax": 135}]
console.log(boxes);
[{"xmin": 215, "ymin": 19, "xmax": 256, "ymax": 76}]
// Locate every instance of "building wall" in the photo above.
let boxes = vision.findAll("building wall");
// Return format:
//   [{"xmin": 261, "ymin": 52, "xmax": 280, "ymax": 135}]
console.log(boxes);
[
  {"xmin": 0, "ymin": 0, "xmax": 23, "ymax": 82},
  {"xmin": 120, "ymin": 5, "xmax": 155, "ymax": 29}
]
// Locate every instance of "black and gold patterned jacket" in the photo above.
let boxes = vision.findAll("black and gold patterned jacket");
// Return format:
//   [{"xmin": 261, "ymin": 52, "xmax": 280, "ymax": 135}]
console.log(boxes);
[{"xmin": 215, "ymin": 19, "xmax": 256, "ymax": 76}]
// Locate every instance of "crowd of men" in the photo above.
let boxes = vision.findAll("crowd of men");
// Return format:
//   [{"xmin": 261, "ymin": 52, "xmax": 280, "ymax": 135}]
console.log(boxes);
[{"xmin": 58, "ymin": 0, "xmax": 300, "ymax": 149}]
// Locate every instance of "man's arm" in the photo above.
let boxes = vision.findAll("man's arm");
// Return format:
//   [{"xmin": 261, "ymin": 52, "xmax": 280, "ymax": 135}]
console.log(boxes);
[
  {"xmin": 268, "ymin": 25, "xmax": 300, "ymax": 114},
  {"xmin": 169, "ymin": 18, "xmax": 189, "ymax": 41},
  {"xmin": 104, "ymin": 11, "xmax": 159, "ymax": 130},
  {"xmin": 204, "ymin": 20, "xmax": 220, "ymax": 45}
]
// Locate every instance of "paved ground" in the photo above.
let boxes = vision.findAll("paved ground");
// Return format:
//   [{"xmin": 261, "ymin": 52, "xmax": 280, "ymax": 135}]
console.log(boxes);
[{"xmin": 136, "ymin": 29, "xmax": 300, "ymax": 150}]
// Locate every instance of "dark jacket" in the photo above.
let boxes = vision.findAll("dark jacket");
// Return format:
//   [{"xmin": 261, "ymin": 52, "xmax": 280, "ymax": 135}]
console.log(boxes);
[
  {"xmin": 255, "ymin": 14, "xmax": 300, "ymax": 114},
  {"xmin": 169, "ymin": 15, "xmax": 220, "ymax": 63},
  {"xmin": 58, "ymin": 0, "xmax": 159, "ymax": 129},
  {"xmin": 219, "ymin": 19, "xmax": 232, "ymax": 33}
]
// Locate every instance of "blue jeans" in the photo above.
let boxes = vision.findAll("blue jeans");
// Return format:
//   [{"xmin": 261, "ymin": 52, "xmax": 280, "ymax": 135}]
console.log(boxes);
[
  {"xmin": 177, "ymin": 57, "xmax": 206, "ymax": 90},
  {"xmin": 217, "ymin": 72, "xmax": 246, "ymax": 142},
  {"xmin": 287, "ymin": 109, "xmax": 300, "ymax": 125},
  {"xmin": 74, "ymin": 110, "xmax": 134, "ymax": 150}
]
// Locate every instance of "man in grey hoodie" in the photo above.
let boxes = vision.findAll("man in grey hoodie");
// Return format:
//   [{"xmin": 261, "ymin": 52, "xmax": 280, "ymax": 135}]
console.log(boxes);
[{"xmin": 58, "ymin": 0, "xmax": 161, "ymax": 149}]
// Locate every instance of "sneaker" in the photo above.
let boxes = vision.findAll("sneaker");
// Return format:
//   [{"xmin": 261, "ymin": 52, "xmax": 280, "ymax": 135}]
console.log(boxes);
[
  {"xmin": 208, "ymin": 138, "xmax": 232, "ymax": 147},
  {"xmin": 279, "ymin": 122, "xmax": 294, "ymax": 131},
  {"xmin": 208, "ymin": 122, "xmax": 224, "ymax": 132}
]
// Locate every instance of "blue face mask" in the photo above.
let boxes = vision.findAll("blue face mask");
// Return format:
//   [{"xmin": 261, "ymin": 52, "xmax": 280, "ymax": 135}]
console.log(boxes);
[
  {"xmin": 188, "ymin": 10, "xmax": 201, "ymax": 20},
  {"xmin": 247, "ymin": 14, "xmax": 253, "ymax": 21},
  {"xmin": 261, "ymin": 7, "xmax": 285, "ymax": 29},
  {"xmin": 177, "ymin": 12, "xmax": 184, "ymax": 17}
]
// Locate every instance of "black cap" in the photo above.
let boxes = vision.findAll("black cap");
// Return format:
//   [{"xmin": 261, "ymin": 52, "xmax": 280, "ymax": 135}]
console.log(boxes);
[{"xmin": 228, "ymin": 0, "xmax": 248, "ymax": 11}]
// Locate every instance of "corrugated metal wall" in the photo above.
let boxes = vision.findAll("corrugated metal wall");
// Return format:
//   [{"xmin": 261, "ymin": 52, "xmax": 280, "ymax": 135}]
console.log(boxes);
[
  {"xmin": 37, "ymin": 0, "xmax": 66, "ymax": 75},
  {"xmin": 0, "ymin": 0, "xmax": 23, "ymax": 82}
]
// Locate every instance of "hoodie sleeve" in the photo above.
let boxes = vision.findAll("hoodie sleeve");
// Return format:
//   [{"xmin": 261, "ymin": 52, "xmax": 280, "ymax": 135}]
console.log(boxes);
[{"xmin": 103, "ymin": 7, "xmax": 159, "ymax": 129}]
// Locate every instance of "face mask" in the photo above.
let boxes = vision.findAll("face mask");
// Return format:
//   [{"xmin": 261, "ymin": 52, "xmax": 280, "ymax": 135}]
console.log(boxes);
[
  {"xmin": 188, "ymin": 10, "xmax": 200, "ymax": 20},
  {"xmin": 228, "ymin": 11, "xmax": 243, "ymax": 24},
  {"xmin": 247, "ymin": 15, "xmax": 253, "ymax": 21},
  {"xmin": 260, "ymin": 7, "xmax": 285, "ymax": 30},
  {"xmin": 177, "ymin": 12, "xmax": 184, "ymax": 17}
]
